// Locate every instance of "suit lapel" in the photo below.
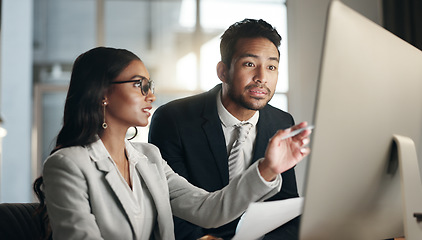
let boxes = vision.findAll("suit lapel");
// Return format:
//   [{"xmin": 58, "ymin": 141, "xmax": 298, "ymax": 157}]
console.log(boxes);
[
  {"xmin": 88, "ymin": 139, "xmax": 139, "ymax": 238},
  {"xmin": 253, "ymin": 106, "xmax": 293, "ymax": 163},
  {"xmin": 134, "ymin": 157, "xmax": 173, "ymax": 239},
  {"xmin": 253, "ymin": 110, "xmax": 271, "ymax": 163},
  {"xmin": 202, "ymin": 85, "xmax": 230, "ymax": 186},
  {"xmin": 104, "ymin": 167, "xmax": 141, "ymax": 237}
]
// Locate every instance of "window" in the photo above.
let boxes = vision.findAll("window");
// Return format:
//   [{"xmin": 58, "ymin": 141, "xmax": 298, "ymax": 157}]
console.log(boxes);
[{"xmin": 33, "ymin": 0, "xmax": 288, "ymax": 174}]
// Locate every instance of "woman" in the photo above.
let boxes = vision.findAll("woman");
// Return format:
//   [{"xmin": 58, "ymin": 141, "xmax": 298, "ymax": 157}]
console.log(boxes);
[{"xmin": 34, "ymin": 47, "xmax": 311, "ymax": 240}]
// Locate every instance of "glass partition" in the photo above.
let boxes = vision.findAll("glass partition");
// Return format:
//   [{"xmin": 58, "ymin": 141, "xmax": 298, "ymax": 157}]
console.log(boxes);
[{"xmin": 33, "ymin": 0, "xmax": 288, "ymax": 173}]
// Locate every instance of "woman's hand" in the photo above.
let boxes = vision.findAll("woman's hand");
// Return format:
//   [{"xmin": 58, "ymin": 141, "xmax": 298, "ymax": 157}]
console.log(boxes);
[{"xmin": 258, "ymin": 122, "xmax": 312, "ymax": 182}]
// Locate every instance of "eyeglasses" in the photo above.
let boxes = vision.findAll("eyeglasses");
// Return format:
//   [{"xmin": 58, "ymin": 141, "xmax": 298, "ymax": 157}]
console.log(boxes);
[{"xmin": 111, "ymin": 77, "xmax": 155, "ymax": 96}]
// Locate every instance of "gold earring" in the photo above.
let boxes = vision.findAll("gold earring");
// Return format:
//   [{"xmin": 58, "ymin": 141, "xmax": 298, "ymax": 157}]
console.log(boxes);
[{"xmin": 102, "ymin": 100, "xmax": 108, "ymax": 129}]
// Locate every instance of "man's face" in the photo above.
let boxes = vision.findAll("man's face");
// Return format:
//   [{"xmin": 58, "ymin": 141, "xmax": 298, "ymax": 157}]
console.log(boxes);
[{"xmin": 222, "ymin": 37, "xmax": 279, "ymax": 114}]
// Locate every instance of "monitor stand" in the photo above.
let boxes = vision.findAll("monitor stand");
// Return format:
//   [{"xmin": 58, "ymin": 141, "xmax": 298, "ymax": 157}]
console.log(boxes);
[{"xmin": 392, "ymin": 135, "xmax": 422, "ymax": 240}]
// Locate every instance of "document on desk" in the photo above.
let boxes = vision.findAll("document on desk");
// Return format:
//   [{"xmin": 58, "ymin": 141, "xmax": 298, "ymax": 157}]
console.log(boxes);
[{"xmin": 232, "ymin": 197, "xmax": 304, "ymax": 240}]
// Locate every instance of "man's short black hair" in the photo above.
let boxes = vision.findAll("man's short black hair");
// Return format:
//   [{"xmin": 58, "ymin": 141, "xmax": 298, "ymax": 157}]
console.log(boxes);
[{"xmin": 220, "ymin": 19, "xmax": 282, "ymax": 68}]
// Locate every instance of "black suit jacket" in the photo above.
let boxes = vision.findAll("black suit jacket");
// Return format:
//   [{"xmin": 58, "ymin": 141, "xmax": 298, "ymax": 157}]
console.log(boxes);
[{"xmin": 149, "ymin": 84, "xmax": 300, "ymax": 239}]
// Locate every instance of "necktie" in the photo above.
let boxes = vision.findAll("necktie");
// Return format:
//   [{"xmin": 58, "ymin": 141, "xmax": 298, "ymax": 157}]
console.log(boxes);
[{"xmin": 228, "ymin": 123, "xmax": 253, "ymax": 181}]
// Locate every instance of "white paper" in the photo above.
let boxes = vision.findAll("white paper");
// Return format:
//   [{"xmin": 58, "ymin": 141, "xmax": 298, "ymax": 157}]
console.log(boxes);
[{"xmin": 232, "ymin": 197, "xmax": 304, "ymax": 240}]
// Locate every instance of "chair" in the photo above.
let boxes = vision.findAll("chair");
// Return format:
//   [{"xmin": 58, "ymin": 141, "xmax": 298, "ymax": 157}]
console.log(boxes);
[{"xmin": 0, "ymin": 203, "xmax": 43, "ymax": 240}]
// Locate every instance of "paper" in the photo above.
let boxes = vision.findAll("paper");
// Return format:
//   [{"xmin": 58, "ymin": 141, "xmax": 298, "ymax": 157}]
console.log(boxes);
[{"xmin": 232, "ymin": 197, "xmax": 304, "ymax": 240}]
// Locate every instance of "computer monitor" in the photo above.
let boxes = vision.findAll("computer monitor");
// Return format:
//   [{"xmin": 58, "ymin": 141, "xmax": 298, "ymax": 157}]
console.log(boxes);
[{"xmin": 299, "ymin": 1, "xmax": 422, "ymax": 239}]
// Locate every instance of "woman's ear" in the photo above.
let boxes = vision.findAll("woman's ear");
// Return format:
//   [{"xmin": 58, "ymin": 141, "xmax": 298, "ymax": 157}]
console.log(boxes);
[{"xmin": 216, "ymin": 61, "xmax": 229, "ymax": 83}]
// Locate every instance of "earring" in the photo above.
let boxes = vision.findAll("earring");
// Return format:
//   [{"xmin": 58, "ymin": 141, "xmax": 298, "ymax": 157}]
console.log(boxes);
[{"xmin": 102, "ymin": 100, "xmax": 108, "ymax": 129}]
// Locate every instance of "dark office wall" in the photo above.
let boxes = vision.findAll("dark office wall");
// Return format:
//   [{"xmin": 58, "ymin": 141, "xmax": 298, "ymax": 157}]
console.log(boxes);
[{"xmin": 383, "ymin": 0, "xmax": 422, "ymax": 51}]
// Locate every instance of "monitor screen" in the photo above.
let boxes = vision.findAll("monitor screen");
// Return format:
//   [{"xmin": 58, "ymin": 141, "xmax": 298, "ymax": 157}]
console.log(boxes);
[{"xmin": 299, "ymin": 1, "xmax": 422, "ymax": 239}]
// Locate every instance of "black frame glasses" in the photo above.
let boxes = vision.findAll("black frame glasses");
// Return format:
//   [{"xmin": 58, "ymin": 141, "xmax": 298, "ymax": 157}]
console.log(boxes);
[{"xmin": 111, "ymin": 78, "xmax": 155, "ymax": 96}]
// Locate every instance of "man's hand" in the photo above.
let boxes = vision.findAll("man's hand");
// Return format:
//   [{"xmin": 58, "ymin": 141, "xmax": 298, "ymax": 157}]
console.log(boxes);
[{"xmin": 259, "ymin": 122, "xmax": 312, "ymax": 182}]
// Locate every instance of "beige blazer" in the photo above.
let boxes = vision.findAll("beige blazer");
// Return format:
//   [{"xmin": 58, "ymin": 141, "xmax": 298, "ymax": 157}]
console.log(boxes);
[{"xmin": 43, "ymin": 138, "xmax": 281, "ymax": 240}]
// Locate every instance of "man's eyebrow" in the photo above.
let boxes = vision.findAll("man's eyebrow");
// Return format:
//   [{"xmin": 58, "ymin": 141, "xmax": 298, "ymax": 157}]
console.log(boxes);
[
  {"xmin": 239, "ymin": 53, "xmax": 258, "ymax": 59},
  {"xmin": 239, "ymin": 53, "xmax": 279, "ymax": 62},
  {"xmin": 269, "ymin": 56, "xmax": 280, "ymax": 62}
]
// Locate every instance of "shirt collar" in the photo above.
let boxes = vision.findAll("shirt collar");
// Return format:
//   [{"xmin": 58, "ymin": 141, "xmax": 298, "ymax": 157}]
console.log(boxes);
[
  {"xmin": 124, "ymin": 139, "xmax": 146, "ymax": 165},
  {"xmin": 216, "ymin": 90, "xmax": 259, "ymax": 128},
  {"xmin": 87, "ymin": 135, "xmax": 146, "ymax": 166},
  {"xmin": 86, "ymin": 135, "xmax": 110, "ymax": 162}
]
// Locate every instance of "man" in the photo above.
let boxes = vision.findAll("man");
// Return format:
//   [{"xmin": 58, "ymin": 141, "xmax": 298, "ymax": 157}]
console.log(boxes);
[{"xmin": 149, "ymin": 19, "xmax": 300, "ymax": 240}]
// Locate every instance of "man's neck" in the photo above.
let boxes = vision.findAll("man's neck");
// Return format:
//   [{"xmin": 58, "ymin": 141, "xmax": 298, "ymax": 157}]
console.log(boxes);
[
  {"xmin": 226, "ymin": 107, "xmax": 256, "ymax": 122},
  {"xmin": 219, "ymin": 94, "xmax": 257, "ymax": 122}
]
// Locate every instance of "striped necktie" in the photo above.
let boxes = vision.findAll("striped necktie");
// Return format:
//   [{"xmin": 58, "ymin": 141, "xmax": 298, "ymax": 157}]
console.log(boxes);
[{"xmin": 228, "ymin": 122, "xmax": 253, "ymax": 181}]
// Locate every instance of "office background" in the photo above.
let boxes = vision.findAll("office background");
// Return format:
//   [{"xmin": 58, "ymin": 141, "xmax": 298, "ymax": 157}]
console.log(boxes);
[{"xmin": 0, "ymin": 0, "xmax": 420, "ymax": 203}]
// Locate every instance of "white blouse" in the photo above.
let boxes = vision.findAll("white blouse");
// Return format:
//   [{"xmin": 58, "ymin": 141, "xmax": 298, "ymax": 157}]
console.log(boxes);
[{"xmin": 106, "ymin": 140, "xmax": 157, "ymax": 239}]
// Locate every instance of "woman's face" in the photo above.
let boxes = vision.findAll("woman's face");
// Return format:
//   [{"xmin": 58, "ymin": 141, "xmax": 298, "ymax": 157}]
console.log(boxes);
[{"xmin": 105, "ymin": 60, "xmax": 156, "ymax": 129}]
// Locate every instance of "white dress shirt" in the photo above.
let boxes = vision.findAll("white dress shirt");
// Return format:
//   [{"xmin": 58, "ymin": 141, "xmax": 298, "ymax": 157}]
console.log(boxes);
[
  {"xmin": 216, "ymin": 91, "xmax": 259, "ymax": 173},
  {"xmin": 216, "ymin": 91, "xmax": 280, "ymax": 187}
]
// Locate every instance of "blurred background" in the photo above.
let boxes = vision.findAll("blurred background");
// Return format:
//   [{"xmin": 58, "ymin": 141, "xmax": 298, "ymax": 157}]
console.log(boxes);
[{"xmin": 0, "ymin": 0, "xmax": 420, "ymax": 203}]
